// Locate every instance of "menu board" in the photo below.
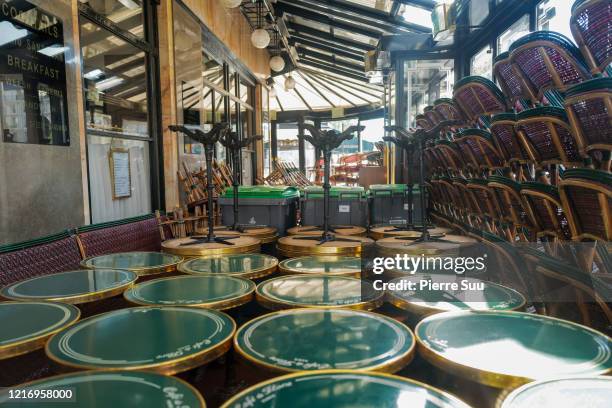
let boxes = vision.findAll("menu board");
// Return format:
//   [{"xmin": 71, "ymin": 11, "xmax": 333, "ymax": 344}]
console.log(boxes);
[
  {"xmin": 0, "ymin": 0, "xmax": 70, "ymax": 145},
  {"xmin": 109, "ymin": 148, "xmax": 131, "ymax": 199}
]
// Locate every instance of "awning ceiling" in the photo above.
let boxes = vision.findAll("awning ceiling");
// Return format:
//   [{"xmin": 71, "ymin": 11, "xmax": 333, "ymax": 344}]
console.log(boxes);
[{"xmin": 241, "ymin": 0, "xmax": 435, "ymax": 112}]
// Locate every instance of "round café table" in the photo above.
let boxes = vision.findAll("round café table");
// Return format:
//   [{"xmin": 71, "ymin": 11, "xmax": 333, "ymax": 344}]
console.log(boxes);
[
  {"xmin": 369, "ymin": 225, "xmax": 447, "ymax": 240},
  {"xmin": 416, "ymin": 311, "xmax": 612, "ymax": 388},
  {"xmin": 0, "ymin": 302, "xmax": 81, "ymax": 386},
  {"xmin": 501, "ymin": 376, "xmax": 612, "ymax": 408},
  {"xmin": 277, "ymin": 235, "xmax": 374, "ymax": 258},
  {"xmin": 220, "ymin": 370, "xmax": 471, "ymax": 408},
  {"xmin": 0, "ymin": 371, "xmax": 206, "ymax": 408},
  {"xmin": 386, "ymin": 275, "xmax": 526, "ymax": 317},
  {"xmin": 0, "ymin": 302, "xmax": 80, "ymax": 360},
  {"xmin": 46, "ymin": 306, "xmax": 235, "ymax": 375},
  {"xmin": 81, "ymin": 252, "xmax": 183, "ymax": 276},
  {"xmin": 234, "ymin": 308, "xmax": 414, "ymax": 373},
  {"xmin": 278, "ymin": 256, "xmax": 362, "ymax": 277},
  {"xmin": 287, "ymin": 225, "xmax": 367, "ymax": 237},
  {"xmin": 178, "ymin": 254, "xmax": 278, "ymax": 280},
  {"xmin": 256, "ymin": 275, "xmax": 383, "ymax": 311},
  {"xmin": 1, "ymin": 269, "xmax": 137, "ymax": 305},
  {"xmin": 124, "ymin": 275, "xmax": 255, "ymax": 310},
  {"xmin": 162, "ymin": 235, "xmax": 260, "ymax": 257}
]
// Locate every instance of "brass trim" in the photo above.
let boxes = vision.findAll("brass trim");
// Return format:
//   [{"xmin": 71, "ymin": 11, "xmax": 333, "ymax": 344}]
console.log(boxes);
[
  {"xmin": 415, "ymin": 311, "xmax": 612, "ymax": 389},
  {"xmin": 178, "ymin": 254, "xmax": 278, "ymax": 280},
  {"xmin": 1, "ymin": 270, "xmax": 138, "ymax": 305},
  {"xmin": 81, "ymin": 252, "xmax": 183, "ymax": 276},
  {"xmin": 219, "ymin": 369, "xmax": 470, "ymax": 408},
  {"xmin": 0, "ymin": 370, "xmax": 207, "ymax": 408},
  {"xmin": 278, "ymin": 256, "xmax": 362, "ymax": 278},
  {"xmin": 123, "ymin": 276, "xmax": 255, "ymax": 311},
  {"xmin": 386, "ymin": 281, "xmax": 527, "ymax": 317},
  {"xmin": 233, "ymin": 308, "xmax": 415, "ymax": 374},
  {"xmin": 0, "ymin": 302, "xmax": 81, "ymax": 360},
  {"xmin": 255, "ymin": 274, "xmax": 384, "ymax": 311},
  {"xmin": 162, "ymin": 238, "xmax": 261, "ymax": 256},
  {"xmin": 45, "ymin": 307, "xmax": 236, "ymax": 375}
]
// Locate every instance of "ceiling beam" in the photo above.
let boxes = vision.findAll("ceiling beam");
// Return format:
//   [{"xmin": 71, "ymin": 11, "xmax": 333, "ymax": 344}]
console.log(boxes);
[
  {"xmin": 286, "ymin": 22, "xmax": 375, "ymax": 51},
  {"xmin": 278, "ymin": 0, "xmax": 429, "ymax": 34},
  {"xmin": 304, "ymin": 71, "xmax": 372, "ymax": 105},
  {"xmin": 286, "ymin": 75, "xmax": 313, "ymax": 111},
  {"xmin": 397, "ymin": 0, "xmax": 436, "ymax": 10},
  {"xmin": 299, "ymin": 72, "xmax": 337, "ymax": 108},
  {"xmin": 277, "ymin": 3, "xmax": 382, "ymax": 39},
  {"xmin": 288, "ymin": 37, "xmax": 363, "ymax": 61},
  {"xmin": 302, "ymin": 71, "xmax": 356, "ymax": 107},
  {"xmin": 298, "ymin": 59, "xmax": 368, "ymax": 83},
  {"xmin": 296, "ymin": 47, "xmax": 364, "ymax": 72},
  {"xmin": 312, "ymin": 70, "xmax": 383, "ymax": 96}
]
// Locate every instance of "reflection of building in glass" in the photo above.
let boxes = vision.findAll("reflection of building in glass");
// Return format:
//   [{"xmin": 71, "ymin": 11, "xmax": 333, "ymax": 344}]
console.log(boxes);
[{"xmin": 0, "ymin": 79, "xmax": 27, "ymax": 143}]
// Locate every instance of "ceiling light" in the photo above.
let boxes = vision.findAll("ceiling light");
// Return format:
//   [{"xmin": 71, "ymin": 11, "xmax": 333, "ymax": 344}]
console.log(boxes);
[
  {"xmin": 269, "ymin": 86, "xmax": 277, "ymax": 98},
  {"xmin": 251, "ymin": 28, "xmax": 270, "ymax": 49},
  {"xmin": 269, "ymin": 55, "xmax": 285, "ymax": 72},
  {"xmin": 284, "ymin": 75, "xmax": 296, "ymax": 91}
]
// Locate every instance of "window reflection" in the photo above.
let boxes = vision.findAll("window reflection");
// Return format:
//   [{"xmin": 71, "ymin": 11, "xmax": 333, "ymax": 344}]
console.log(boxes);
[
  {"xmin": 537, "ymin": 0, "xmax": 575, "ymax": 42},
  {"xmin": 471, "ymin": 45, "xmax": 492, "ymax": 80},
  {"xmin": 404, "ymin": 59, "xmax": 454, "ymax": 127},
  {"xmin": 497, "ymin": 14, "xmax": 530, "ymax": 53},
  {"xmin": 78, "ymin": 0, "xmax": 144, "ymax": 38}
]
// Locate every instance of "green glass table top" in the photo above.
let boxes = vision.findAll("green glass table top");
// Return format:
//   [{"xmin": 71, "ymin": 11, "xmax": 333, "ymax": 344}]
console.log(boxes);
[
  {"xmin": 234, "ymin": 308, "xmax": 414, "ymax": 373},
  {"xmin": 1, "ymin": 270, "xmax": 138, "ymax": 304},
  {"xmin": 0, "ymin": 302, "xmax": 80, "ymax": 360},
  {"xmin": 416, "ymin": 311, "xmax": 612, "ymax": 388},
  {"xmin": 387, "ymin": 276, "xmax": 526, "ymax": 315},
  {"xmin": 46, "ymin": 306, "xmax": 235, "ymax": 374},
  {"xmin": 178, "ymin": 254, "xmax": 278, "ymax": 280},
  {"xmin": 81, "ymin": 252, "xmax": 183, "ymax": 276},
  {"xmin": 221, "ymin": 370, "xmax": 471, "ymax": 408},
  {"xmin": 124, "ymin": 275, "xmax": 255, "ymax": 310},
  {"xmin": 256, "ymin": 275, "xmax": 383, "ymax": 311},
  {"xmin": 278, "ymin": 256, "xmax": 361, "ymax": 277},
  {"xmin": 501, "ymin": 376, "xmax": 612, "ymax": 408},
  {"xmin": 0, "ymin": 371, "xmax": 206, "ymax": 407}
]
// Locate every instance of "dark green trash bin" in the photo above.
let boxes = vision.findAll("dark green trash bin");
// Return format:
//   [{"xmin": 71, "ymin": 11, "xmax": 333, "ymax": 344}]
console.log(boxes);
[
  {"xmin": 368, "ymin": 184, "xmax": 422, "ymax": 226},
  {"xmin": 301, "ymin": 186, "xmax": 368, "ymax": 227},
  {"xmin": 219, "ymin": 186, "xmax": 300, "ymax": 236}
]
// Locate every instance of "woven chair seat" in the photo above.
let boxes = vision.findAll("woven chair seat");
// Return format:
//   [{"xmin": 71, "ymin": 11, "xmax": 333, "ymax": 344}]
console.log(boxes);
[
  {"xmin": 571, "ymin": 0, "xmax": 612, "ymax": 75},
  {"xmin": 516, "ymin": 106, "xmax": 583, "ymax": 165},
  {"xmin": 424, "ymin": 105, "xmax": 444, "ymax": 127},
  {"xmin": 457, "ymin": 128, "xmax": 505, "ymax": 169},
  {"xmin": 520, "ymin": 181, "xmax": 572, "ymax": 240},
  {"xmin": 564, "ymin": 77, "xmax": 612, "ymax": 156},
  {"xmin": 490, "ymin": 113, "xmax": 530, "ymax": 163},
  {"xmin": 416, "ymin": 114, "xmax": 434, "ymax": 131},
  {"xmin": 493, "ymin": 51, "xmax": 535, "ymax": 109},
  {"xmin": 433, "ymin": 98, "xmax": 467, "ymax": 124},
  {"xmin": 454, "ymin": 76, "xmax": 507, "ymax": 124},
  {"xmin": 509, "ymin": 31, "xmax": 591, "ymax": 99}
]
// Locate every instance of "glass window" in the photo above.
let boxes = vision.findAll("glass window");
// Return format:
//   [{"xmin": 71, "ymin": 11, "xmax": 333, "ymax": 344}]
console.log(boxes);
[
  {"xmin": 404, "ymin": 59, "xmax": 454, "ymax": 127},
  {"xmin": 360, "ymin": 118, "xmax": 384, "ymax": 152},
  {"xmin": 497, "ymin": 14, "xmax": 530, "ymax": 53},
  {"xmin": 81, "ymin": 28, "xmax": 148, "ymax": 138},
  {"xmin": 537, "ymin": 0, "xmax": 574, "ymax": 42},
  {"xmin": 78, "ymin": 0, "xmax": 144, "ymax": 38},
  {"xmin": 470, "ymin": 0, "xmax": 490, "ymax": 30},
  {"xmin": 277, "ymin": 123, "xmax": 300, "ymax": 165},
  {"xmin": 471, "ymin": 45, "xmax": 493, "ymax": 79},
  {"xmin": 400, "ymin": 5, "xmax": 433, "ymax": 29}
]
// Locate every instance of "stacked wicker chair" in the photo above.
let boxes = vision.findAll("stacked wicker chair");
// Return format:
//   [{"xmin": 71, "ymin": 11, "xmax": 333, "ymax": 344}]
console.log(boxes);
[{"xmin": 570, "ymin": 0, "xmax": 612, "ymax": 76}]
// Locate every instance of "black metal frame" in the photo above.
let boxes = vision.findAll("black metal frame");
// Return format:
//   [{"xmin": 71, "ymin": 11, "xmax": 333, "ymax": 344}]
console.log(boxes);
[{"xmin": 78, "ymin": 0, "xmax": 164, "ymax": 219}]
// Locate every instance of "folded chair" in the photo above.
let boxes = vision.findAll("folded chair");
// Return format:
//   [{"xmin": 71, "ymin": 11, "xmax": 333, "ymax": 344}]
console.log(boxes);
[
  {"xmin": 564, "ymin": 78, "xmax": 612, "ymax": 170},
  {"xmin": 509, "ymin": 31, "xmax": 592, "ymax": 102},
  {"xmin": 493, "ymin": 51, "xmax": 537, "ymax": 110},
  {"xmin": 571, "ymin": 0, "xmax": 612, "ymax": 76},
  {"xmin": 453, "ymin": 76, "xmax": 508, "ymax": 128}
]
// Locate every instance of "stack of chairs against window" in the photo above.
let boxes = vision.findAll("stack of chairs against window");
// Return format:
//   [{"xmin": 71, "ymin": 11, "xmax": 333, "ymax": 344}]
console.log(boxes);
[{"xmin": 421, "ymin": 2, "xmax": 611, "ymax": 330}]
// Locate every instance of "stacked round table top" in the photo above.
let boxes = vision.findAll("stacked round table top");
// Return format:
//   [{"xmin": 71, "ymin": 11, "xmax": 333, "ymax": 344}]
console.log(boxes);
[
  {"xmin": 376, "ymin": 237, "xmax": 461, "ymax": 257},
  {"xmin": 256, "ymin": 275, "xmax": 383, "ymax": 311},
  {"xmin": 162, "ymin": 234, "xmax": 260, "ymax": 257},
  {"xmin": 1, "ymin": 270, "xmax": 137, "ymax": 304},
  {"xmin": 0, "ymin": 302, "xmax": 80, "ymax": 360},
  {"xmin": 433, "ymin": 234, "xmax": 479, "ymax": 248},
  {"xmin": 221, "ymin": 370, "xmax": 471, "ymax": 408},
  {"xmin": 278, "ymin": 256, "xmax": 362, "ymax": 278},
  {"xmin": 45, "ymin": 306, "xmax": 235, "ymax": 375},
  {"xmin": 124, "ymin": 275, "xmax": 255, "ymax": 310},
  {"xmin": 501, "ymin": 377, "xmax": 612, "ymax": 408},
  {"xmin": 0, "ymin": 371, "xmax": 206, "ymax": 407},
  {"xmin": 234, "ymin": 308, "xmax": 414, "ymax": 373},
  {"xmin": 369, "ymin": 225, "xmax": 447, "ymax": 240},
  {"xmin": 386, "ymin": 276, "xmax": 526, "ymax": 316},
  {"xmin": 206, "ymin": 225, "xmax": 279, "ymax": 244},
  {"xmin": 287, "ymin": 225, "xmax": 367, "ymax": 236},
  {"xmin": 178, "ymin": 254, "xmax": 278, "ymax": 280},
  {"xmin": 416, "ymin": 311, "xmax": 612, "ymax": 388},
  {"xmin": 81, "ymin": 251, "xmax": 183, "ymax": 276},
  {"xmin": 277, "ymin": 235, "xmax": 374, "ymax": 258}
]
